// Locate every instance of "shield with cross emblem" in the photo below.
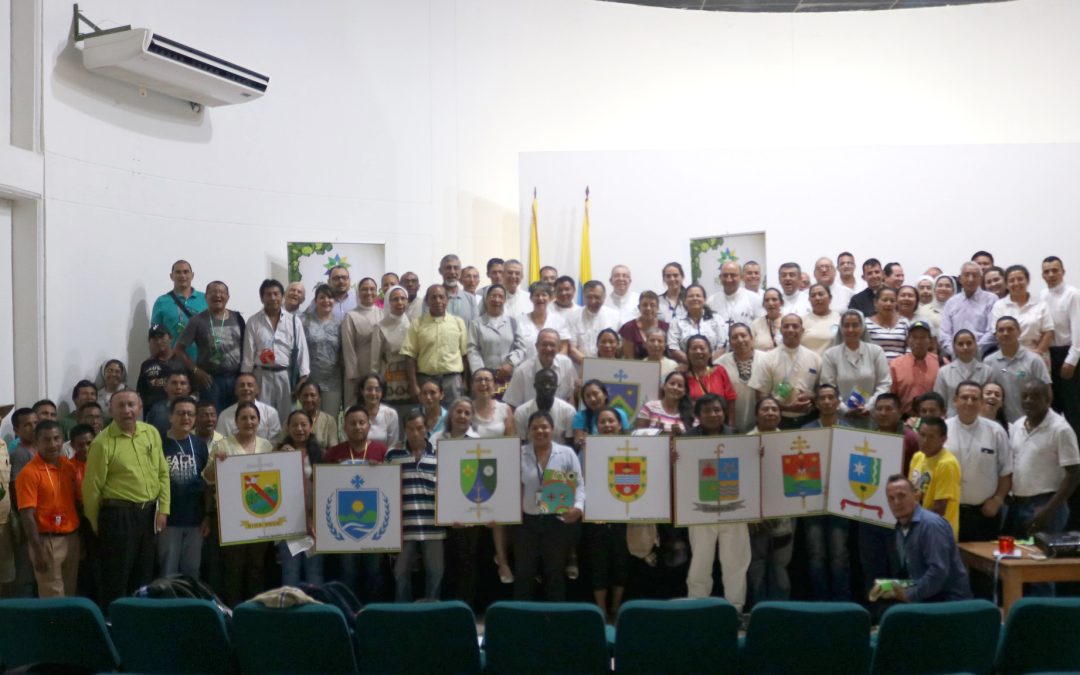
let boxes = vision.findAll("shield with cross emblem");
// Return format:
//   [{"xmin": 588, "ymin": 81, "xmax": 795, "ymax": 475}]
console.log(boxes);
[
  {"xmin": 583, "ymin": 358, "xmax": 660, "ymax": 423},
  {"xmin": 333, "ymin": 473, "xmax": 387, "ymax": 542}
]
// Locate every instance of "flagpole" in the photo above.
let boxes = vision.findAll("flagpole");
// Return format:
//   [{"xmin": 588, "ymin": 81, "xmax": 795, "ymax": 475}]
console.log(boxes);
[{"xmin": 578, "ymin": 186, "xmax": 591, "ymax": 305}]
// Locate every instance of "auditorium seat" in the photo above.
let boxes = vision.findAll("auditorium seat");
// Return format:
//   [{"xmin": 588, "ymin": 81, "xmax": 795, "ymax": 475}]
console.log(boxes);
[
  {"xmin": 110, "ymin": 597, "xmax": 232, "ymax": 674},
  {"xmin": 870, "ymin": 599, "xmax": 999, "ymax": 675},
  {"xmin": 614, "ymin": 598, "xmax": 738, "ymax": 674},
  {"xmin": 355, "ymin": 600, "xmax": 481, "ymax": 675},
  {"xmin": 995, "ymin": 597, "xmax": 1080, "ymax": 675},
  {"xmin": 0, "ymin": 597, "xmax": 120, "ymax": 672},
  {"xmin": 233, "ymin": 601, "xmax": 358, "ymax": 674},
  {"xmin": 483, "ymin": 601, "xmax": 610, "ymax": 675},
  {"xmin": 741, "ymin": 601, "xmax": 871, "ymax": 674}
]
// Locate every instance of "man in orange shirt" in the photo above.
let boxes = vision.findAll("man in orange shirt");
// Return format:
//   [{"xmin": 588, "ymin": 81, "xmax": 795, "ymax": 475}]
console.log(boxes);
[
  {"xmin": 890, "ymin": 321, "xmax": 947, "ymax": 416},
  {"xmin": 16, "ymin": 421, "xmax": 81, "ymax": 598}
]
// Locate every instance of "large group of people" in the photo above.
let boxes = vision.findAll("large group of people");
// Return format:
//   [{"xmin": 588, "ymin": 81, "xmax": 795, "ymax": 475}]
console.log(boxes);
[{"xmin": 1, "ymin": 248, "xmax": 1078, "ymax": 622}]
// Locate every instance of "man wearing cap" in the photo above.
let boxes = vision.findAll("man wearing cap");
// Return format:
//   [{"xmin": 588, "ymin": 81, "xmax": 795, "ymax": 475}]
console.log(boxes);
[
  {"xmin": 890, "ymin": 321, "xmax": 946, "ymax": 416},
  {"xmin": 83, "ymin": 391, "xmax": 170, "ymax": 608},
  {"xmin": 150, "ymin": 260, "xmax": 207, "ymax": 359},
  {"xmin": 136, "ymin": 324, "xmax": 178, "ymax": 415}
]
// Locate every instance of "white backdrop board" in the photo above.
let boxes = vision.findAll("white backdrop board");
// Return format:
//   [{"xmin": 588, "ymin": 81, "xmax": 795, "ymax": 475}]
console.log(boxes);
[
  {"xmin": 287, "ymin": 241, "xmax": 385, "ymax": 303},
  {"xmin": 761, "ymin": 429, "xmax": 832, "ymax": 519},
  {"xmin": 435, "ymin": 437, "xmax": 522, "ymax": 525},
  {"xmin": 826, "ymin": 428, "xmax": 904, "ymax": 528},
  {"xmin": 216, "ymin": 450, "xmax": 307, "ymax": 545},
  {"xmin": 583, "ymin": 435, "xmax": 670, "ymax": 523},
  {"xmin": 313, "ymin": 464, "xmax": 402, "ymax": 553},
  {"xmin": 673, "ymin": 436, "xmax": 761, "ymax": 527},
  {"xmin": 582, "ymin": 358, "xmax": 660, "ymax": 422},
  {"xmin": 690, "ymin": 232, "xmax": 767, "ymax": 296}
]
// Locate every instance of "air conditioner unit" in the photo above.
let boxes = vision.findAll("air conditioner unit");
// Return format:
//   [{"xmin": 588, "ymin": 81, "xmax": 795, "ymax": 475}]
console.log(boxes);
[{"xmin": 80, "ymin": 27, "xmax": 269, "ymax": 107}]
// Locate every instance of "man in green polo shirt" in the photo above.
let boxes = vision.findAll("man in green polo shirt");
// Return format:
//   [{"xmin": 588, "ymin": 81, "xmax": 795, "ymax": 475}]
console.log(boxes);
[{"xmin": 83, "ymin": 390, "xmax": 170, "ymax": 610}]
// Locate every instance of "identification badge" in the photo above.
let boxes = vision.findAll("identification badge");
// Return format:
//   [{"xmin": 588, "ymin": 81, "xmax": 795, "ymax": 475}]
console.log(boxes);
[
  {"xmin": 54, "ymin": 514, "xmax": 62, "ymax": 527},
  {"xmin": 259, "ymin": 348, "xmax": 276, "ymax": 365},
  {"xmin": 534, "ymin": 490, "xmax": 544, "ymax": 511},
  {"xmin": 208, "ymin": 350, "xmax": 224, "ymax": 367}
]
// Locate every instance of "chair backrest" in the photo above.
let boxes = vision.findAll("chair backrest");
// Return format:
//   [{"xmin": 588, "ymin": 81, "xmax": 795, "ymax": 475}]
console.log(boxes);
[
  {"xmin": 0, "ymin": 597, "xmax": 120, "ymax": 672},
  {"xmin": 871, "ymin": 599, "xmax": 1000, "ymax": 675},
  {"xmin": 996, "ymin": 597, "xmax": 1080, "ymax": 675},
  {"xmin": 483, "ymin": 601, "xmax": 609, "ymax": 675},
  {"xmin": 615, "ymin": 598, "xmax": 738, "ymax": 675},
  {"xmin": 110, "ymin": 597, "xmax": 231, "ymax": 674},
  {"xmin": 356, "ymin": 601, "xmax": 481, "ymax": 675},
  {"xmin": 233, "ymin": 601, "xmax": 358, "ymax": 675},
  {"xmin": 742, "ymin": 601, "xmax": 871, "ymax": 675}
]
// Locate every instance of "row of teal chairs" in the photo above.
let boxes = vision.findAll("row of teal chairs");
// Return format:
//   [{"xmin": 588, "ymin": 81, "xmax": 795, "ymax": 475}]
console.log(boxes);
[{"xmin": 0, "ymin": 595, "xmax": 1077, "ymax": 674}]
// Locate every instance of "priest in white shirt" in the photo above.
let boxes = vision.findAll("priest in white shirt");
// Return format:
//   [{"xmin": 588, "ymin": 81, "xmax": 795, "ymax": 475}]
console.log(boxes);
[
  {"xmin": 813, "ymin": 256, "xmax": 854, "ymax": 312},
  {"xmin": 837, "ymin": 252, "xmax": 862, "ymax": 293},
  {"xmin": 502, "ymin": 259, "xmax": 531, "ymax": 318},
  {"xmin": 742, "ymin": 261, "xmax": 764, "ymax": 299},
  {"xmin": 707, "ymin": 261, "xmax": 761, "ymax": 329},
  {"xmin": 552, "ymin": 276, "xmax": 582, "ymax": 324},
  {"xmin": 1041, "ymin": 255, "xmax": 1080, "ymax": 434},
  {"xmin": 778, "ymin": 262, "xmax": 811, "ymax": 316},
  {"xmin": 603, "ymin": 265, "xmax": 640, "ymax": 325},
  {"xmin": 945, "ymin": 381, "xmax": 1012, "ymax": 542},
  {"xmin": 569, "ymin": 280, "xmax": 621, "ymax": 367}
]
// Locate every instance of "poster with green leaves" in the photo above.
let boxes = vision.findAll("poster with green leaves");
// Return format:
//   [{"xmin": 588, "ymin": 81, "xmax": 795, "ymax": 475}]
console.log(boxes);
[
  {"xmin": 689, "ymin": 232, "xmax": 766, "ymax": 300},
  {"xmin": 287, "ymin": 242, "xmax": 385, "ymax": 303}
]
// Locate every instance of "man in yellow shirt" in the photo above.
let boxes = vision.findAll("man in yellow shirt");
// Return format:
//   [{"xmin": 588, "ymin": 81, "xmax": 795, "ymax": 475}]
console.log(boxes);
[
  {"xmin": 908, "ymin": 416, "xmax": 961, "ymax": 539},
  {"xmin": 402, "ymin": 284, "xmax": 469, "ymax": 402},
  {"xmin": 83, "ymin": 390, "xmax": 170, "ymax": 609}
]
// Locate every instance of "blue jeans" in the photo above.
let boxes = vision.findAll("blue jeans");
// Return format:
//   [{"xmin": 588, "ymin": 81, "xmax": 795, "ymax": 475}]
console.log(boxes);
[
  {"xmin": 1003, "ymin": 493, "xmax": 1069, "ymax": 596},
  {"xmin": 339, "ymin": 553, "xmax": 385, "ymax": 604},
  {"xmin": 393, "ymin": 540, "xmax": 444, "ymax": 602},
  {"xmin": 277, "ymin": 541, "xmax": 324, "ymax": 587},
  {"xmin": 157, "ymin": 526, "xmax": 204, "ymax": 579},
  {"xmin": 205, "ymin": 373, "xmax": 239, "ymax": 413},
  {"xmin": 803, "ymin": 516, "xmax": 852, "ymax": 601}
]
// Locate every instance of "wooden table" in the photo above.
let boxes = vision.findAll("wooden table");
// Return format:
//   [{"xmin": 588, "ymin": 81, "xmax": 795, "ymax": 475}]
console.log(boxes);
[{"xmin": 959, "ymin": 541, "xmax": 1080, "ymax": 614}]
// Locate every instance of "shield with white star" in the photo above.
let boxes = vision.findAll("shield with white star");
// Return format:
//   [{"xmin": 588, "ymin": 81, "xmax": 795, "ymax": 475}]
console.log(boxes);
[{"xmin": 848, "ymin": 454, "xmax": 881, "ymax": 502}]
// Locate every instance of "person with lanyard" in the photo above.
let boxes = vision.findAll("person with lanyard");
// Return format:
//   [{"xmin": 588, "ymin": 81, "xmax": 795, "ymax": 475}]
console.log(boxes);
[
  {"xmin": 174, "ymin": 280, "xmax": 246, "ymax": 413},
  {"xmin": 991, "ymin": 264, "xmax": 1054, "ymax": 358},
  {"xmin": 240, "ymin": 279, "xmax": 310, "ymax": 427},
  {"xmin": 83, "ymin": 391, "xmax": 170, "ymax": 609},
  {"xmin": 934, "ymin": 329, "xmax": 998, "ymax": 417},
  {"xmin": 276, "ymin": 410, "xmax": 324, "ymax": 587},
  {"xmin": 322, "ymin": 405, "xmax": 388, "ymax": 603},
  {"xmin": 684, "ymin": 335, "xmax": 737, "ymax": 421},
  {"xmin": 716, "ymin": 323, "xmax": 764, "ymax": 433},
  {"xmin": 15, "ymin": 421, "xmax": 80, "ymax": 598},
  {"xmin": 658, "ymin": 262, "xmax": 687, "ymax": 324},
  {"xmin": 619, "ymin": 291, "xmax": 668, "ymax": 360},
  {"xmin": 150, "ymin": 260, "xmax": 207, "ymax": 359},
  {"xmin": 880, "ymin": 475, "xmax": 972, "ymax": 605},
  {"xmin": 682, "ymin": 394, "xmax": 752, "ymax": 612},
  {"xmin": 385, "ymin": 410, "xmax": 445, "ymax": 602},
  {"xmin": 637, "ymin": 371, "xmax": 694, "ymax": 435},
  {"xmin": 156, "ymin": 396, "xmax": 209, "ymax": 580},
  {"xmin": 800, "ymin": 384, "xmax": 852, "ymax": 601},
  {"xmin": 984, "ymin": 316, "xmax": 1052, "ymax": 424},
  {"xmin": 296, "ymin": 381, "xmax": 340, "ymax": 450},
  {"xmin": 750, "ymin": 288, "xmax": 784, "ymax": 352},
  {"xmin": 373, "ymin": 285, "xmax": 413, "ymax": 418},
  {"xmin": 668, "ymin": 284, "xmax": 727, "ymax": 366},
  {"xmin": 749, "ymin": 313, "xmax": 822, "ymax": 429},
  {"xmin": 514, "ymin": 410, "xmax": 585, "ymax": 601},
  {"xmin": 946, "ymin": 381, "xmax": 1012, "ymax": 543},
  {"xmin": 301, "ymin": 284, "xmax": 345, "ymax": 418},
  {"xmin": 341, "ymin": 277, "xmax": 384, "ymax": 408},
  {"xmin": 203, "ymin": 401, "xmax": 273, "ymax": 607}
]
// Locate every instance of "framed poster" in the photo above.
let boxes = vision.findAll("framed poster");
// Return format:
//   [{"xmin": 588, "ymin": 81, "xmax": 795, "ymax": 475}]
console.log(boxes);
[
  {"xmin": 583, "ymin": 435, "xmax": 671, "ymax": 523},
  {"xmin": 760, "ymin": 429, "xmax": 832, "ymax": 519},
  {"xmin": 673, "ymin": 436, "xmax": 761, "ymax": 527},
  {"xmin": 435, "ymin": 438, "xmax": 522, "ymax": 525},
  {"xmin": 313, "ymin": 464, "xmax": 402, "ymax": 553},
  {"xmin": 581, "ymin": 358, "xmax": 660, "ymax": 422},
  {"xmin": 216, "ymin": 450, "xmax": 307, "ymax": 545},
  {"xmin": 287, "ymin": 241, "xmax": 385, "ymax": 300},
  {"xmin": 689, "ymin": 232, "xmax": 767, "ymax": 298},
  {"xmin": 826, "ymin": 428, "xmax": 903, "ymax": 528}
]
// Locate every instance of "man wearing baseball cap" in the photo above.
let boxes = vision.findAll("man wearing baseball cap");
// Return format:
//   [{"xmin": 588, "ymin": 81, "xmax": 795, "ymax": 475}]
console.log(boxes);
[
  {"xmin": 890, "ymin": 320, "xmax": 947, "ymax": 417},
  {"xmin": 135, "ymin": 325, "xmax": 176, "ymax": 416}
]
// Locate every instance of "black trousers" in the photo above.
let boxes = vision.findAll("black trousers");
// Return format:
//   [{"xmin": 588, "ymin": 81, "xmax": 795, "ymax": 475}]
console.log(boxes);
[
  {"xmin": 223, "ymin": 542, "xmax": 269, "ymax": 607},
  {"xmin": 448, "ymin": 527, "xmax": 482, "ymax": 608},
  {"xmin": 98, "ymin": 503, "xmax": 157, "ymax": 611},
  {"xmin": 1050, "ymin": 346, "xmax": 1080, "ymax": 432},
  {"xmin": 958, "ymin": 504, "xmax": 1001, "ymax": 543},
  {"xmin": 513, "ymin": 514, "xmax": 574, "ymax": 601}
]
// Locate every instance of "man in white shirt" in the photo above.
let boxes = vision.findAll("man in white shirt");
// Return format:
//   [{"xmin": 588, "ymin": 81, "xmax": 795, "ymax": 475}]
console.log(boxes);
[
  {"xmin": 604, "ymin": 265, "xmax": 639, "ymax": 325},
  {"xmin": 216, "ymin": 373, "xmax": 282, "ymax": 441},
  {"xmin": 1040, "ymin": 256, "xmax": 1080, "ymax": 435},
  {"xmin": 504, "ymin": 329, "xmax": 577, "ymax": 407},
  {"xmin": 748, "ymin": 313, "xmax": 822, "ymax": 428},
  {"xmin": 551, "ymin": 277, "xmax": 582, "ymax": 324},
  {"xmin": 945, "ymin": 381, "xmax": 1012, "ymax": 542},
  {"xmin": 1004, "ymin": 381, "xmax": 1080, "ymax": 541},
  {"xmin": 707, "ymin": 261, "xmax": 760, "ymax": 329},
  {"xmin": 401, "ymin": 271, "xmax": 423, "ymax": 321},
  {"xmin": 240, "ymin": 279, "xmax": 310, "ymax": 425},
  {"xmin": 777, "ymin": 263, "xmax": 810, "ymax": 316},
  {"xmin": 814, "ymin": 256, "xmax": 853, "ymax": 312},
  {"xmin": 837, "ymin": 252, "xmax": 861, "ymax": 293},
  {"xmin": 883, "ymin": 262, "xmax": 906, "ymax": 290},
  {"xmin": 569, "ymin": 281, "xmax": 621, "ymax": 367},
  {"xmin": 540, "ymin": 266, "xmax": 558, "ymax": 285},
  {"xmin": 513, "ymin": 368, "xmax": 576, "ymax": 444},
  {"xmin": 502, "ymin": 260, "xmax": 531, "ymax": 318},
  {"xmin": 742, "ymin": 261, "xmax": 764, "ymax": 299}
]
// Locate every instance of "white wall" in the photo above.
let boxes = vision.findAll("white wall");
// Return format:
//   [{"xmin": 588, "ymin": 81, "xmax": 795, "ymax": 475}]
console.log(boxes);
[
  {"xmin": 0, "ymin": 199, "xmax": 13, "ymax": 405},
  {"xmin": 14, "ymin": 0, "xmax": 1080, "ymax": 402}
]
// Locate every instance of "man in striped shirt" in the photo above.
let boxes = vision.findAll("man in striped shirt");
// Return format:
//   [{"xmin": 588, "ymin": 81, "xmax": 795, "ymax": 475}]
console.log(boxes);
[{"xmin": 385, "ymin": 410, "xmax": 444, "ymax": 601}]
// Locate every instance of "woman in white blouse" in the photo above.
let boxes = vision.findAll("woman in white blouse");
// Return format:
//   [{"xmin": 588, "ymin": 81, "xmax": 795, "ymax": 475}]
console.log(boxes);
[
  {"xmin": 717, "ymin": 323, "xmax": 766, "ymax": 434},
  {"xmin": 820, "ymin": 310, "xmax": 892, "ymax": 429},
  {"xmin": 468, "ymin": 368, "xmax": 517, "ymax": 585},
  {"xmin": 518, "ymin": 281, "xmax": 571, "ymax": 359},
  {"xmin": 668, "ymin": 284, "xmax": 725, "ymax": 365},
  {"xmin": 750, "ymin": 288, "xmax": 784, "ymax": 352},
  {"xmin": 991, "ymin": 264, "xmax": 1053, "ymax": 358}
]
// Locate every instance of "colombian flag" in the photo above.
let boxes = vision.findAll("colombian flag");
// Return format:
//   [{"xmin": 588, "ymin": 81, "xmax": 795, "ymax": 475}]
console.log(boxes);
[
  {"xmin": 528, "ymin": 188, "xmax": 541, "ymax": 284},
  {"xmin": 578, "ymin": 187, "xmax": 591, "ymax": 304}
]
